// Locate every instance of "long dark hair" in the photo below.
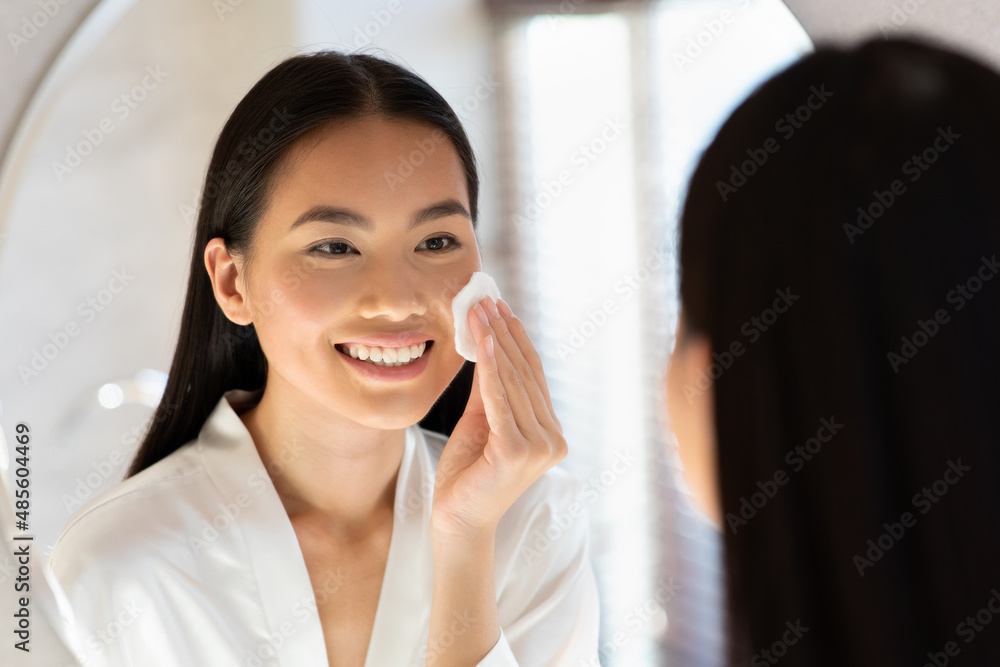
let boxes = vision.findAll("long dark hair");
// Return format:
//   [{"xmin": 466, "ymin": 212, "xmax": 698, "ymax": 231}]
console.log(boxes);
[
  {"xmin": 679, "ymin": 37, "xmax": 1000, "ymax": 664},
  {"xmin": 127, "ymin": 51, "xmax": 479, "ymax": 477}
]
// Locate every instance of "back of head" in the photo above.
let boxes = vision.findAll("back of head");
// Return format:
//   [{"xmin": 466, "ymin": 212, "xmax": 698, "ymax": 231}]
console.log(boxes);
[{"xmin": 679, "ymin": 37, "xmax": 1000, "ymax": 664}]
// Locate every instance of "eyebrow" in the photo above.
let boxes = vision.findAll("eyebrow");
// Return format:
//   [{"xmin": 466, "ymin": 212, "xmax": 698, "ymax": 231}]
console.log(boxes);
[{"xmin": 287, "ymin": 198, "xmax": 471, "ymax": 234}]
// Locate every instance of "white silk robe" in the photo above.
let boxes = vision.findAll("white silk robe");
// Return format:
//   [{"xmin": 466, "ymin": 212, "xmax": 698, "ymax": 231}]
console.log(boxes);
[{"xmin": 47, "ymin": 389, "xmax": 600, "ymax": 666}]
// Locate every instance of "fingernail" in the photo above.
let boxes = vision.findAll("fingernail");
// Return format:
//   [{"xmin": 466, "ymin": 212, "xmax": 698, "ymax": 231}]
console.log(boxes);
[
  {"xmin": 485, "ymin": 297, "xmax": 501, "ymax": 319},
  {"xmin": 475, "ymin": 302, "xmax": 489, "ymax": 326},
  {"xmin": 485, "ymin": 334, "xmax": 495, "ymax": 359},
  {"xmin": 497, "ymin": 298, "xmax": 513, "ymax": 319}
]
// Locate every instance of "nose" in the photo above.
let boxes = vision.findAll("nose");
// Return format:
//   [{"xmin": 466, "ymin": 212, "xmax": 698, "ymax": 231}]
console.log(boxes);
[{"xmin": 355, "ymin": 256, "xmax": 427, "ymax": 321}]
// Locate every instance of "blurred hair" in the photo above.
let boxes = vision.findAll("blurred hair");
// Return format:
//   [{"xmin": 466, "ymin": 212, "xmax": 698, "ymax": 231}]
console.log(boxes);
[
  {"xmin": 679, "ymin": 37, "xmax": 1000, "ymax": 664},
  {"xmin": 127, "ymin": 51, "xmax": 478, "ymax": 477}
]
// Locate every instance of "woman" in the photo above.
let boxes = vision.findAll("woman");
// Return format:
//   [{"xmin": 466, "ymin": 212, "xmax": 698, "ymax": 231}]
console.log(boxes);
[
  {"xmin": 48, "ymin": 51, "xmax": 599, "ymax": 666},
  {"xmin": 665, "ymin": 38, "xmax": 1000, "ymax": 665}
]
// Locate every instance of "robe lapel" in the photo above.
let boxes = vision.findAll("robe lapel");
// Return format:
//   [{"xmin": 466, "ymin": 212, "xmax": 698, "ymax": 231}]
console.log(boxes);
[
  {"xmin": 363, "ymin": 426, "xmax": 435, "ymax": 667},
  {"xmin": 200, "ymin": 390, "xmax": 437, "ymax": 666},
  {"xmin": 199, "ymin": 389, "xmax": 330, "ymax": 665}
]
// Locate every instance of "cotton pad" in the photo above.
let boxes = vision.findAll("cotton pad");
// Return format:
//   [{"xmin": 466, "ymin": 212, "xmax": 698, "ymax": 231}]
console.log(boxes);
[{"xmin": 452, "ymin": 272, "xmax": 502, "ymax": 362}]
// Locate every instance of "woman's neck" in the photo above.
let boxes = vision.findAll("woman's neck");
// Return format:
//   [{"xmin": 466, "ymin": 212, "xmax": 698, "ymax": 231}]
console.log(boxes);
[{"xmin": 237, "ymin": 376, "xmax": 407, "ymax": 535}]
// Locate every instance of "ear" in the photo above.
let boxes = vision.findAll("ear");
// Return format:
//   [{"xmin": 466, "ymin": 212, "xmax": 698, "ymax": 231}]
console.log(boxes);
[
  {"xmin": 204, "ymin": 237, "xmax": 253, "ymax": 326},
  {"xmin": 665, "ymin": 312, "xmax": 722, "ymax": 527}
]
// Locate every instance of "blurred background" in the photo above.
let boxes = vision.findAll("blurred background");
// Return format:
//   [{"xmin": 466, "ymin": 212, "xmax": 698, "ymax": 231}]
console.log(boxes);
[{"xmin": 2, "ymin": 1, "xmax": 999, "ymax": 665}]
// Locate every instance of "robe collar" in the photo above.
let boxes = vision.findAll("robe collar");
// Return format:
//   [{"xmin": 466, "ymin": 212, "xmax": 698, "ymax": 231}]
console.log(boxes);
[{"xmin": 196, "ymin": 387, "xmax": 436, "ymax": 665}]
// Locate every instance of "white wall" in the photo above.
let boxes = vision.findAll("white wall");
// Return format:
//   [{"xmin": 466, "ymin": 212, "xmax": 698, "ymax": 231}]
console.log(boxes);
[{"xmin": 783, "ymin": 0, "xmax": 1000, "ymax": 67}]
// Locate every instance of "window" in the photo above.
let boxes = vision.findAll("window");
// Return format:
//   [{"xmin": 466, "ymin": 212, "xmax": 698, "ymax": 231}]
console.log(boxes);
[{"xmin": 490, "ymin": 1, "xmax": 811, "ymax": 663}]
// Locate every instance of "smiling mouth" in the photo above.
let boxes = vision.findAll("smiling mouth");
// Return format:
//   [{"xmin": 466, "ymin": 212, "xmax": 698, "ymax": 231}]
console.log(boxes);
[{"xmin": 335, "ymin": 340, "xmax": 433, "ymax": 367}]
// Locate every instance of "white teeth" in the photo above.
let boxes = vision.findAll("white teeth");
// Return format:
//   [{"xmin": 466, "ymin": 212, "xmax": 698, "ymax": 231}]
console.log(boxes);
[{"xmin": 341, "ymin": 341, "xmax": 429, "ymax": 367}]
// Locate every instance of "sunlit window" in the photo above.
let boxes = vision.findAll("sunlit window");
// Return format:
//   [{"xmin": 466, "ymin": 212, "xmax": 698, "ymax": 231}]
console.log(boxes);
[{"xmin": 494, "ymin": 1, "xmax": 811, "ymax": 664}]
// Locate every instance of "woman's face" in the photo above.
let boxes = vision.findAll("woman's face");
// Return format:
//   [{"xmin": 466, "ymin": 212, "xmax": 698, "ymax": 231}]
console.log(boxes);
[
  {"xmin": 664, "ymin": 312, "xmax": 722, "ymax": 525},
  {"xmin": 234, "ymin": 117, "xmax": 480, "ymax": 429}
]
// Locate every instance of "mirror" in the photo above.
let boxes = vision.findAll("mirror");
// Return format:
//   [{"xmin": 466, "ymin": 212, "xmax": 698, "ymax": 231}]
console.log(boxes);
[{"xmin": 0, "ymin": 1, "xmax": 811, "ymax": 665}]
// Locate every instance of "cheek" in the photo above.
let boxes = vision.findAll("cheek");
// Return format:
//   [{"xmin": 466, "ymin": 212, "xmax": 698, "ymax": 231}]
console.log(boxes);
[
  {"xmin": 665, "ymin": 353, "xmax": 685, "ymax": 438},
  {"xmin": 283, "ymin": 272, "xmax": 350, "ymax": 327},
  {"xmin": 248, "ymin": 265, "xmax": 348, "ymax": 342},
  {"xmin": 665, "ymin": 348, "xmax": 704, "ymax": 454},
  {"xmin": 430, "ymin": 262, "xmax": 482, "ymax": 341}
]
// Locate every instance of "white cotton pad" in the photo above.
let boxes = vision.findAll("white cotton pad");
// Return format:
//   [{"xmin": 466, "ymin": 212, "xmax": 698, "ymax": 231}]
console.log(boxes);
[{"xmin": 452, "ymin": 271, "xmax": 502, "ymax": 362}]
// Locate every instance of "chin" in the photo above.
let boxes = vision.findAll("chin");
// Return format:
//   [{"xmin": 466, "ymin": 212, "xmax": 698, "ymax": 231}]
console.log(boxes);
[
  {"xmin": 345, "ymin": 392, "xmax": 440, "ymax": 430},
  {"xmin": 352, "ymin": 409, "xmax": 430, "ymax": 431}
]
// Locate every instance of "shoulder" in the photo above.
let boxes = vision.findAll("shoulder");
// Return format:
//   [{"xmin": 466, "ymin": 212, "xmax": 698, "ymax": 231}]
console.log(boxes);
[{"xmin": 49, "ymin": 439, "xmax": 209, "ymax": 576}]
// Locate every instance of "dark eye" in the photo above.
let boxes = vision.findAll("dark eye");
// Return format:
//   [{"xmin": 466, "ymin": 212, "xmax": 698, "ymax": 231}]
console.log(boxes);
[
  {"xmin": 420, "ymin": 236, "xmax": 461, "ymax": 252},
  {"xmin": 311, "ymin": 241, "xmax": 357, "ymax": 256}
]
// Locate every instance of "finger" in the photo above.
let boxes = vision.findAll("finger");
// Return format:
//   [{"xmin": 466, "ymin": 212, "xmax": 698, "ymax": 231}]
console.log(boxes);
[
  {"xmin": 496, "ymin": 297, "xmax": 555, "ymax": 405},
  {"xmin": 462, "ymin": 355, "xmax": 485, "ymax": 419},
  {"xmin": 442, "ymin": 358, "xmax": 488, "ymax": 476},
  {"xmin": 480, "ymin": 297, "xmax": 559, "ymax": 433},
  {"xmin": 495, "ymin": 297, "xmax": 563, "ymax": 432},
  {"xmin": 469, "ymin": 301, "xmax": 542, "ymax": 445}
]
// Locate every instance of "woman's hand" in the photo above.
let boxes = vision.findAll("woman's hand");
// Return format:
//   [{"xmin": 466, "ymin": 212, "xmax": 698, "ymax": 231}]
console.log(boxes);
[{"xmin": 431, "ymin": 296, "xmax": 567, "ymax": 542}]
